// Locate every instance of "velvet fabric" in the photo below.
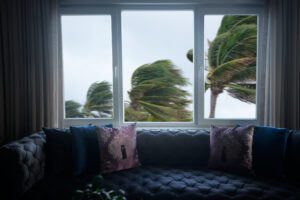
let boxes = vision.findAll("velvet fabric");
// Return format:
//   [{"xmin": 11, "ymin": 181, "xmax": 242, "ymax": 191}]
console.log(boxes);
[
  {"xmin": 137, "ymin": 129, "xmax": 210, "ymax": 168},
  {"xmin": 95, "ymin": 124, "xmax": 140, "ymax": 174},
  {"xmin": 209, "ymin": 125, "xmax": 254, "ymax": 174},
  {"xmin": 0, "ymin": 132, "xmax": 46, "ymax": 200},
  {"xmin": 21, "ymin": 166, "xmax": 300, "ymax": 200},
  {"xmin": 71, "ymin": 124, "xmax": 113, "ymax": 176},
  {"xmin": 2, "ymin": 129, "xmax": 300, "ymax": 200},
  {"xmin": 42, "ymin": 127, "xmax": 72, "ymax": 176},
  {"xmin": 285, "ymin": 130, "xmax": 300, "ymax": 179},
  {"xmin": 252, "ymin": 126, "xmax": 289, "ymax": 177}
]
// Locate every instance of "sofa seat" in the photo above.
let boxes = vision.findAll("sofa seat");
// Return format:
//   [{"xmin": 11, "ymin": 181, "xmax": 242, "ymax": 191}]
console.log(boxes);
[
  {"xmin": 103, "ymin": 166, "xmax": 300, "ymax": 200},
  {"xmin": 21, "ymin": 175, "xmax": 73, "ymax": 200},
  {"xmin": 21, "ymin": 165, "xmax": 300, "ymax": 200}
]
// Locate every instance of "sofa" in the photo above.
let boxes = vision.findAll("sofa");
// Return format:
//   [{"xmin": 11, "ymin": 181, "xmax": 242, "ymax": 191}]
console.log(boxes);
[{"xmin": 0, "ymin": 129, "xmax": 300, "ymax": 200}]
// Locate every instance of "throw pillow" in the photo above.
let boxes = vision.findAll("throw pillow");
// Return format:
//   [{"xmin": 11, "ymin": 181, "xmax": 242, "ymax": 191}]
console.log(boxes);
[
  {"xmin": 42, "ymin": 127, "xmax": 72, "ymax": 176},
  {"xmin": 251, "ymin": 126, "xmax": 289, "ymax": 177},
  {"xmin": 285, "ymin": 130, "xmax": 300, "ymax": 179},
  {"xmin": 209, "ymin": 125, "xmax": 254, "ymax": 174},
  {"xmin": 71, "ymin": 124, "xmax": 113, "ymax": 176},
  {"xmin": 95, "ymin": 123, "xmax": 140, "ymax": 174}
]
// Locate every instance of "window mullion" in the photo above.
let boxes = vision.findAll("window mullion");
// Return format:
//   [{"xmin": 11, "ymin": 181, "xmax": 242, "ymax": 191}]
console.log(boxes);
[
  {"xmin": 111, "ymin": 8, "xmax": 123, "ymax": 127},
  {"xmin": 195, "ymin": 8, "xmax": 205, "ymax": 127}
]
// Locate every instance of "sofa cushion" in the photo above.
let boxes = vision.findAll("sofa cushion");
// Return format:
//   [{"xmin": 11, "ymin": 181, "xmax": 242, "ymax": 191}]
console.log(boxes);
[
  {"xmin": 21, "ymin": 166, "xmax": 300, "ymax": 200},
  {"xmin": 209, "ymin": 125, "xmax": 254, "ymax": 174},
  {"xmin": 103, "ymin": 166, "xmax": 300, "ymax": 200},
  {"xmin": 21, "ymin": 175, "xmax": 73, "ymax": 200},
  {"xmin": 285, "ymin": 130, "xmax": 300, "ymax": 179},
  {"xmin": 95, "ymin": 123, "xmax": 140, "ymax": 174},
  {"xmin": 252, "ymin": 126, "xmax": 289, "ymax": 177},
  {"xmin": 71, "ymin": 124, "xmax": 113, "ymax": 176},
  {"xmin": 137, "ymin": 129, "xmax": 210, "ymax": 168},
  {"xmin": 42, "ymin": 127, "xmax": 72, "ymax": 176}
]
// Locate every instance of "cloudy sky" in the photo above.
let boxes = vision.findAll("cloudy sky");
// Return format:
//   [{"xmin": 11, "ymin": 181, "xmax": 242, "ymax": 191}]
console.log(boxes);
[{"xmin": 61, "ymin": 11, "xmax": 256, "ymax": 120}]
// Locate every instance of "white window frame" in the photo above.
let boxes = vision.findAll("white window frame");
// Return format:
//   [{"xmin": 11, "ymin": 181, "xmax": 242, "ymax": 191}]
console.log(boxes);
[{"xmin": 60, "ymin": 2, "xmax": 265, "ymax": 128}]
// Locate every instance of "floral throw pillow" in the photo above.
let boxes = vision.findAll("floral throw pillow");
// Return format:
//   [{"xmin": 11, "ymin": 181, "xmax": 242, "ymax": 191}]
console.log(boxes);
[
  {"xmin": 209, "ymin": 125, "xmax": 254, "ymax": 174},
  {"xmin": 95, "ymin": 123, "xmax": 140, "ymax": 174}
]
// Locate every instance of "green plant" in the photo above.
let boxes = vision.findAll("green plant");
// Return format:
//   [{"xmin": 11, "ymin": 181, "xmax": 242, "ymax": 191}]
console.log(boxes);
[
  {"xmin": 73, "ymin": 175, "xmax": 127, "ymax": 200},
  {"xmin": 126, "ymin": 59, "xmax": 192, "ymax": 122}
]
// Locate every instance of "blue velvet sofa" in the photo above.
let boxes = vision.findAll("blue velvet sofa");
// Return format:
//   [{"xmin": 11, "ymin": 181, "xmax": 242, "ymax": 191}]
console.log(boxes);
[{"xmin": 0, "ymin": 129, "xmax": 300, "ymax": 200}]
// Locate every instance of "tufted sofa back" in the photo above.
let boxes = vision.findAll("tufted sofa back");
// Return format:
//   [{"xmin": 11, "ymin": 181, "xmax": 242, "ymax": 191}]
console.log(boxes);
[
  {"xmin": 137, "ymin": 129, "xmax": 210, "ymax": 168},
  {"xmin": 0, "ymin": 132, "xmax": 46, "ymax": 199}
]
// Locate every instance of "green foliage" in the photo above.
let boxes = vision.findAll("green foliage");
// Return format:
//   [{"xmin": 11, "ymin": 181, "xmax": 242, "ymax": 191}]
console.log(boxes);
[
  {"xmin": 217, "ymin": 15, "xmax": 253, "ymax": 35},
  {"xmin": 125, "ymin": 104, "xmax": 151, "ymax": 122},
  {"xmin": 207, "ymin": 33, "xmax": 229, "ymax": 68},
  {"xmin": 225, "ymin": 83, "xmax": 256, "ymax": 103},
  {"xmin": 207, "ymin": 57, "xmax": 256, "ymax": 84},
  {"xmin": 186, "ymin": 49, "xmax": 193, "ymax": 62},
  {"xmin": 65, "ymin": 81, "xmax": 113, "ymax": 119},
  {"xmin": 187, "ymin": 15, "xmax": 257, "ymax": 118},
  {"xmin": 65, "ymin": 100, "xmax": 84, "ymax": 118},
  {"xmin": 83, "ymin": 81, "xmax": 113, "ymax": 118},
  {"xmin": 73, "ymin": 175, "xmax": 126, "ymax": 200},
  {"xmin": 126, "ymin": 60, "xmax": 192, "ymax": 122},
  {"xmin": 207, "ymin": 16, "xmax": 257, "ymax": 103}
]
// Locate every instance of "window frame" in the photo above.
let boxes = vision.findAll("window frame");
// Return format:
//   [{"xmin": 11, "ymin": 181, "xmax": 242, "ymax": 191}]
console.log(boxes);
[
  {"xmin": 60, "ymin": 3, "xmax": 265, "ymax": 128},
  {"xmin": 197, "ymin": 6, "xmax": 265, "ymax": 127}
]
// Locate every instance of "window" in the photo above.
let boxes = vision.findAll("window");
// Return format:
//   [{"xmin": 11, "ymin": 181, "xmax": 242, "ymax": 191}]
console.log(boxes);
[
  {"xmin": 203, "ymin": 15, "xmax": 257, "ymax": 119},
  {"xmin": 122, "ymin": 11, "xmax": 194, "ymax": 122},
  {"xmin": 60, "ymin": 4, "xmax": 264, "ymax": 127},
  {"xmin": 62, "ymin": 15, "xmax": 114, "ymax": 119}
]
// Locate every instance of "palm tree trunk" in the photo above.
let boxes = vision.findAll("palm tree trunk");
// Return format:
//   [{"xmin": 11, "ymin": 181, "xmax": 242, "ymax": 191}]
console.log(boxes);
[{"xmin": 209, "ymin": 90, "xmax": 220, "ymax": 118}]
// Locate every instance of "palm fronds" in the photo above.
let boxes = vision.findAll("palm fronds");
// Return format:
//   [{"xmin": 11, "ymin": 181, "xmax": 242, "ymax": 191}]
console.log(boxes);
[
  {"xmin": 84, "ymin": 81, "xmax": 113, "ymax": 118},
  {"xmin": 65, "ymin": 100, "xmax": 84, "ymax": 118},
  {"xmin": 126, "ymin": 60, "xmax": 192, "ymax": 122},
  {"xmin": 187, "ymin": 15, "xmax": 257, "ymax": 118}
]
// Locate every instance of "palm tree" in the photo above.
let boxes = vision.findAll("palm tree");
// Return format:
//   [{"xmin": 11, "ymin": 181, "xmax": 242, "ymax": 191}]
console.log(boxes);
[
  {"xmin": 126, "ymin": 60, "xmax": 192, "ymax": 122},
  {"xmin": 65, "ymin": 100, "xmax": 84, "ymax": 118},
  {"xmin": 83, "ymin": 81, "xmax": 113, "ymax": 118},
  {"xmin": 187, "ymin": 15, "xmax": 257, "ymax": 118}
]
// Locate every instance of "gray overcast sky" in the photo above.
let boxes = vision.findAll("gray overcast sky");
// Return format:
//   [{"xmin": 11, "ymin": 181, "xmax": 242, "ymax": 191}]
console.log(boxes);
[{"xmin": 62, "ymin": 12, "xmax": 256, "ymax": 119}]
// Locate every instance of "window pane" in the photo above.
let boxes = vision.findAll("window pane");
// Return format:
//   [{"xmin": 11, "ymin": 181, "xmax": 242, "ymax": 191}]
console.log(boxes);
[
  {"xmin": 62, "ymin": 15, "xmax": 113, "ymax": 118},
  {"xmin": 122, "ymin": 11, "xmax": 194, "ymax": 122},
  {"xmin": 204, "ymin": 15, "xmax": 257, "ymax": 119}
]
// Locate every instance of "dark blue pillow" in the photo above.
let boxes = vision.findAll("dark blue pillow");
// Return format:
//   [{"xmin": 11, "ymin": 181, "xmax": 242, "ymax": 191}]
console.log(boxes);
[
  {"xmin": 42, "ymin": 127, "xmax": 72, "ymax": 176},
  {"xmin": 71, "ymin": 124, "xmax": 113, "ymax": 176},
  {"xmin": 252, "ymin": 126, "xmax": 289, "ymax": 177}
]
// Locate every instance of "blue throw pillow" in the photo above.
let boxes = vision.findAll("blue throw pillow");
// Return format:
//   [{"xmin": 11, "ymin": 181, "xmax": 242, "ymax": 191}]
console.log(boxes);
[
  {"xmin": 71, "ymin": 124, "xmax": 113, "ymax": 176},
  {"xmin": 238, "ymin": 125, "xmax": 289, "ymax": 177},
  {"xmin": 252, "ymin": 126, "xmax": 289, "ymax": 177}
]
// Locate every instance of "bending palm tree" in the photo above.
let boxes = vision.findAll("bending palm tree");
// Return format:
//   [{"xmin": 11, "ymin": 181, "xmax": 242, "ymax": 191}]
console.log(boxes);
[
  {"xmin": 83, "ymin": 81, "xmax": 113, "ymax": 118},
  {"xmin": 126, "ymin": 60, "xmax": 192, "ymax": 122},
  {"xmin": 65, "ymin": 100, "xmax": 84, "ymax": 118},
  {"xmin": 187, "ymin": 15, "xmax": 257, "ymax": 118}
]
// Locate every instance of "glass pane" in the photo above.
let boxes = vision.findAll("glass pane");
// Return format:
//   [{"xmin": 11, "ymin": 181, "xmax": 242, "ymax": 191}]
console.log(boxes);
[
  {"xmin": 62, "ymin": 15, "xmax": 113, "ymax": 118},
  {"xmin": 122, "ymin": 11, "xmax": 194, "ymax": 122},
  {"xmin": 204, "ymin": 15, "xmax": 257, "ymax": 119}
]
